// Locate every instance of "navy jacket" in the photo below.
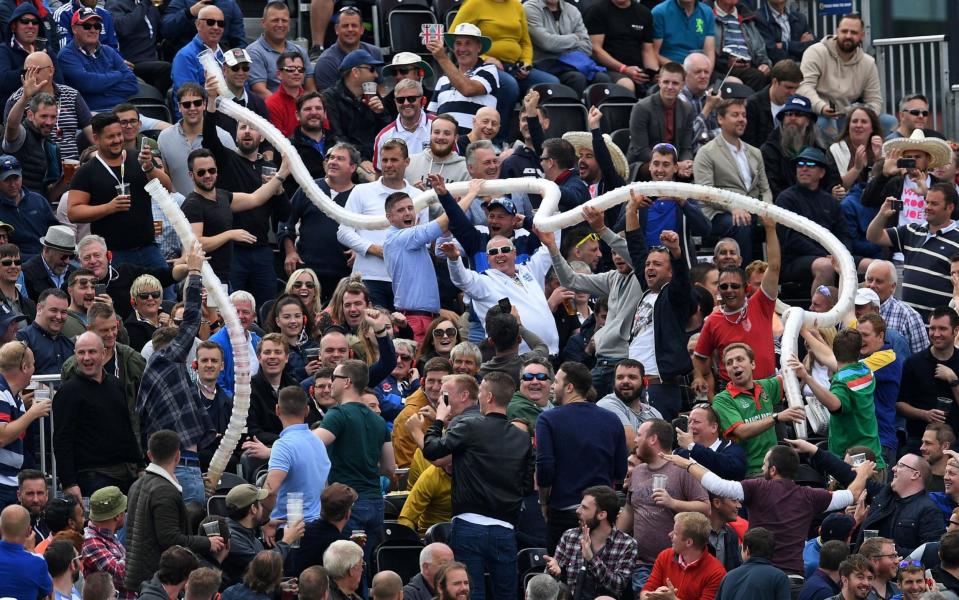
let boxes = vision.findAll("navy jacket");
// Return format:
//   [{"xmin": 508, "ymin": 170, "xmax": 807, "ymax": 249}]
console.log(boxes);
[
  {"xmin": 161, "ymin": 0, "xmax": 245, "ymax": 50},
  {"xmin": 797, "ymin": 569, "xmax": 840, "ymax": 600},
  {"xmin": 57, "ymin": 41, "xmax": 139, "ymax": 112},
  {"xmin": 16, "ymin": 322, "xmax": 74, "ymax": 374},
  {"xmin": 715, "ymin": 557, "xmax": 791, "ymax": 600},
  {"xmin": 554, "ymin": 168, "xmax": 591, "ymax": 212},
  {"xmin": 675, "ymin": 438, "xmax": 748, "ymax": 481},
  {"xmin": 755, "ymin": 2, "xmax": 815, "ymax": 63},
  {"xmin": 775, "ymin": 184, "xmax": 852, "ymax": 262},
  {"xmin": 438, "ymin": 192, "xmax": 540, "ymax": 273},
  {"xmin": 0, "ymin": 4, "xmax": 61, "ymax": 110},
  {"xmin": 21, "ymin": 254, "xmax": 72, "ymax": 302},
  {"xmin": 105, "ymin": 0, "xmax": 161, "ymax": 62},
  {"xmin": 278, "ymin": 178, "xmax": 353, "ymax": 278},
  {"xmin": 613, "ymin": 195, "xmax": 710, "ymax": 269}
]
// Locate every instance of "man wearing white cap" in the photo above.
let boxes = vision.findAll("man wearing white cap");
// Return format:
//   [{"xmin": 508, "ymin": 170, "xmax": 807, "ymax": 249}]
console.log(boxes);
[
  {"xmin": 213, "ymin": 48, "xmax": 270, "ymax": 139},
  {"xmin": 852, "ymin": 286, "xmax": 910, "ymax": 362},
  {"xmin": 246, "ymin": 1, "xmax": 314, "ymax": 98},
  {"xmin": 382, "ymin": 52, "xmax": 434, "ymax": 120},
  {"xmin": 21, "ymin": 224, "xmax": 75, "ymax": 302}
]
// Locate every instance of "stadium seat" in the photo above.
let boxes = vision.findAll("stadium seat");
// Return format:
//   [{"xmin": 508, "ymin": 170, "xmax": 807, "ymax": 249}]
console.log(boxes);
[
  {"xmin": 381, "ymin": 0, "xmax": 436, "ymax": 55},
  {"xmin": 584, "ymin": 82, "xmax": 635, "ymax": 133},
  {"xmin": 535, "ymin": 83, "xmax": 587, "ymax": 136},
  {"xmin": 425, "ymin": 521, "xmax": 451, "ymax": 544},
  {"xmin": 376, "ymin": 545, "xmax": 424, "ymax": 586},
  {"xmin": 611, "ymin": 128, "xmax": 630, "ymax": 156},
  {"xmin": 207, "ymin": 494, "xmax": 228, "ymax": 517}
]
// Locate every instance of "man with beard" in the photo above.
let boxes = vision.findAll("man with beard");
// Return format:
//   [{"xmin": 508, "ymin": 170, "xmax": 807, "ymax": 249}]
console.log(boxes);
[
  {"xmin": 674, "ymin": 402, "xmax": 747, "ymax": 481},
  {"xmin": 506, "ymin": 358, "xmax": 552, "ymax": 429},
  {"xmin": 393, "ymin": 357, "xmax": 452, "ymax": 468},
  {"xmin": 618, "ymin": 418, "xmax": 709, "ymax": 591},
  {"xmin": 203, "ymin": 75, "xmax": 287, "ymax": 306},
  {"xmin": 54, "ymin": 331, "xmax": 141, "ymax": 501},
  {"xmin": 180, "ymin": 148, "xmax": 288, "ymax": 283},
  {"xmin": 17, "ymin": 289, "xmax": 73, "ymax": 374},
  {"xmin": 280, "ymin": 143, "xmax": 357, "ymax": 297},
  {"xmin": 596, "ymin": 360, "xmax": 662, "ymax": 453},
  {"xmin": 70, "ymin": 113, "xmax": 173, "ymax": 269},
  {"xmin": 761, "ymin": 94, "xmax": 838, "ymax": 198},
  {"xmin": 797, "ymin": 14, "xmax": 882, "ymax": 130},
  {"xmin": 45, "ymin": 539, "xmax": 83, "ymax": 600},
  {"xmin": 375, "ymin": 80, "xmax": 435, "ymax": 171},
  {"xmin": 287, "ymin": 92, "xmax": 333, "ymax": 190},
  {"xmin": 337, "ymin": 139, "xmax": 423, "ymax": 309},
  {"xmin": 536, "ymin": 362, "xmax": 627, "ymax": 553},
  {"xmin": 920, "ymin": 423, "xmax": 954, "ymax": 492},
  {"xmin": 627, "ymin": 62, "xmax": 695, "ymax": 179},
  {"xmin": 831, "ymin": 555, "xmax": 876, "ymax": 600},
  {"xmin": 434, "ymin": 562, "xmax": 471, "ymax": 600},
  {"xmin": 545, "ymin": 485, "xmax": 638, "ymax": 599},
  {"xmin": 858, "ymin": 537, "xmax": 900, "ymax": 600},
  {"xmin": 565, "ymin": 107, "xmax": 627, "ymax": 206},
  {"xmin": 694, "ymin": 98, "xmax": 770, "ymax": 264},
  {"xmin": 58, "ymin": 268, "xmax": 95, "ymax": 339},
  {"xmin": 17, "ymin": 470, "xmax": 49, "ymax": 543},
  {"xmin": 775, "ymin": 147, "xmax": 852, "ymax": 295},
  {"xmin": 213, "ymin": 48, "xmax": 270, "ymax": 139},
  {"xmin": 405, "ymin": 114, "xmax": 468, "ymax": 190},
  {"xmin": 322, "ymin": 49, "xmax": 390, "ymax": 168},
  {"xmin": 692, "ymin": 218, "xmax": 781, "ymax": 398}
]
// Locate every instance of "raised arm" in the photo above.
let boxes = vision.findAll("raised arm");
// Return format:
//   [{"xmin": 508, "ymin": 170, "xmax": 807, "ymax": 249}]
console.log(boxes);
[
  {"xmin": 865, "ymin": 197, "xmax": 896, "ymax": 247},
  {"xmin": 760, "ymin": 216, "xmax": 780, "ymax": 299}
]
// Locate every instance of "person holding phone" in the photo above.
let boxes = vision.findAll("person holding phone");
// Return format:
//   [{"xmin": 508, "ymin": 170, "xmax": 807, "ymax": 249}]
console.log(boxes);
[{"xmin": 266, "ymin": 294, "xmax": 320, "ymax": 382}]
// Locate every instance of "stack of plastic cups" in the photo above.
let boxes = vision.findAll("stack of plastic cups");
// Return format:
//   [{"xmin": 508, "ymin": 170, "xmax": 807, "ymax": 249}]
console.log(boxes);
[{"xmin": 287, "ymin": 492, "xmax": 304, "ymax": 549}]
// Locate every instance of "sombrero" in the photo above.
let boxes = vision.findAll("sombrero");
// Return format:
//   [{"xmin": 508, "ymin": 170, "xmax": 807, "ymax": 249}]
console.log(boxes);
[
  {"xmin": 562, "ymin": 131, "xmax": 628, "ymax": 180},
  {"xmin": 882, "ymin": 128, "xmax": 954, "ymax": 169}
]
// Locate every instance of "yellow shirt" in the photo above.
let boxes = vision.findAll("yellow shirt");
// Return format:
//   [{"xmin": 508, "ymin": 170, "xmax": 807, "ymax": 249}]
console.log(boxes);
[
  {"xmin": 451, "ymin": 0, "xmax": 533, "ymax": 65},
  {"xmin": 397, "ymin": 465, "xmax": 453, "ymax": 533},
  {"xmin": 407, "ymin": 448, "xmax": 431, "ymax": 490},
  {"xmin": 391, "ymin": 389, "xmax": 433, "ymax": 469}
]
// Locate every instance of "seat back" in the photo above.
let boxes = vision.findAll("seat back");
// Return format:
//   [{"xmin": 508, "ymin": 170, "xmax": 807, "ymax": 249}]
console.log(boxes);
[
  {"xmin": 375, "ymin": 545, "xmax": 424, "ymax": 583},
  {"xmin": 207, "ymin": 495, "xmax": 228, "ymax": 517},
  {"xmin": 387, "ymin": 8, "xmax": 437, "ymax": 55},
  {"xmin": 425, "ymin": 521, "xmax": 452, "ymax": 544}
]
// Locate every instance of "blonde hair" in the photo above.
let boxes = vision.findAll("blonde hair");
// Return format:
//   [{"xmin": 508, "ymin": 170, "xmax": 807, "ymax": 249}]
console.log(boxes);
[
  {"xmin": 285, "ymin": 268, "xmax": 323, "ymax": 315},
  {"xmin": 674, "ymin": 512, "xmax": 710, "ymax": 548},
  {"xmin": 130, "ymin": 274, "xmax": 162, "ymax": 297}
]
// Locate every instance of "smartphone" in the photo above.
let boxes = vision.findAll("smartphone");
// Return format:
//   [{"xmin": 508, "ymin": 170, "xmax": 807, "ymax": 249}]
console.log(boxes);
[
  {"xmin": 896, "ymin": 158, "xmax": 917, "ymax": 169},
  {"xmin": 498, "ymin": 297, "xmax": 511, "ymax": 314},
  {"xmin": 95, "ymin": 283, "xmax": 107, "ymax": 297},
  {"xmin": 644, "ymin": 68, "xmax": 659, "ymax": 80},
  {"xmin": 891, "ymin": 199, "xmax": 904, "ymax": 211},
  {"xmin": 305, "ymin": 348, "xmax": 320, "ymax": 361},
  {"xmin": 441, "ymin": 391, "xmax": 449, "ymax": 406}
]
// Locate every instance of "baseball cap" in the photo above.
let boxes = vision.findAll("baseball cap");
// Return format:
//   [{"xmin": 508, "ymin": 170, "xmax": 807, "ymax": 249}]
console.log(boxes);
[
  {"xmin": 71, "ymin": 7, "xmax": 101, "ymax": 25},
  {"xmin": 224, "ymin": 48, "xmax": 252, "ymax": 67},
  {"xmin": 854, "ymin": 287, "xmax": 881, "ymax": 307},
  {"xmin": 339, "ymin": 49, "xmax": 384, "ymax": 73},
  {"xmin": 483, "ymin": 198, "xmax": 517, "ymax": 215},
  {"xmin": 0, "ymin": 156, "xmax": 21, "ymax": 181},
  {"xmin": 89, "ymin": 486, "xmax": 127, "ymax": 521},
  {"xmin": 820, "ymin": 513, "xmax": 855, "ymax": 542},
  {"xmin": 0, "ymin": 305, "xmax": 25, "ymax": 331},
  {"xmin": 226, "ymin": 483, "xmax": 269, "ymax": 510}
]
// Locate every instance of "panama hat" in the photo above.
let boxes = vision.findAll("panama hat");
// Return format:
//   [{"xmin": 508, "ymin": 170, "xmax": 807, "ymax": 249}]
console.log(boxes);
[
  {"xmin": 443, "ymin": 23, "xmax": 492, "ymax": 55},
  {"xmin": 562, "ymin": 131, "xmax": 628, "ymax": 180},
  {"xmin": 882, "ymin": 128, "xmax": 954, "ymax": 169}
]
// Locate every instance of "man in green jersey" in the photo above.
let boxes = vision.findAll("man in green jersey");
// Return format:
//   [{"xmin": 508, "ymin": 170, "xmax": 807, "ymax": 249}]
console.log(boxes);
[{"xmin": 711, "ymin": 343, "xmax": 806, "ymax": 475}]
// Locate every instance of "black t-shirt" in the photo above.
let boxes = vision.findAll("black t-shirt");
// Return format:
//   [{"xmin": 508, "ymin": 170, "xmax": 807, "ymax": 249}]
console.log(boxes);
[
  {"xmin": 181, "ymin": 189, "xmax": 235, "ymax": 277},
  {"xmin": 69, "ymin": 152, "xmax": 156, "ymax": 250},
  {"xmin": 584, "ymin": 0, "xmax": 655, "ymax": 66}
]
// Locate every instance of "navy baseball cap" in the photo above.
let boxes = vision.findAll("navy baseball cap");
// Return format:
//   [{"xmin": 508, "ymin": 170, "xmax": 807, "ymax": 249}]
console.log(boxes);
[
  {"xmin": 339, "ymin": 49, "xmax": 384, "ymax": 73},
  {"xmin": 0, "ymin": 156, "xmax": 21, "ymax": 181},
  {"xmin": 483, "ymin": 198, "xmax": 517, "ymax": 215}
]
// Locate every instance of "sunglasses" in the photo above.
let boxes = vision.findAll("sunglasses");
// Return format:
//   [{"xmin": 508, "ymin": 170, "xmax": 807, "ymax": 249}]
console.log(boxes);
[
  {"xmin": 0, "ymin": 258, "xmax": 22, "ymax": 267},
  {"xmin": 796, "ymin": 160, "xmax": 822, "ymax": 168},
  {"xmin": 487, "ymin": 245, "xmax": 513, "ymax": 256},
  {"xmin": 816, "ymin": 284, "xmax": 831, "ymax": 297},
  {"xmin": 898, "ymin": 560, "xmax": 923, "ymax": 568},
  {"xmin": 395, "ymin": 95, "xmax": 421, "ymax": 104},
  {"xmin": 17, "ymin": 17, "xmax": 40, "ymax": 25},
  {"xmin": 782, "ymin": 111, "xmax": 806, "ymax": 118},
  {"xmin": 281, "ymin": 66, "xmax": 305, "ymax": 73},
  {"xmin": 338, "ymin": 5, "xmax": 361, "ymax": 13},
  {"xmin": 292, "ymin": 281, "xmax": 315, "ymax": 289},
  {"xmin": 194, "ymin": 167, "xmax": 217, "ymax": 176},
  {"xmin": 203, "ymin": 18, "xmax": 225, "ymax": 27},
  {"xmin": 180, "ymin": 99, "xmax": 204, "ymax": 108},
  {"xmin": 718, "ymin": 282, "xmax": 742, "ymax": 291},
  {"xmin": 521, "ymin": 372, "xmax": 550, "ymax": 381},
  {"xmin": 397, "ymin": 354, "xmax": 413, "ymax": 361},
  {"xmin": 905, "ymin": 109, "xmax": 930, "ymax": 117},
  {"xmin": 331, "ymin": 373, "xmax": 350, "ymax": 380},
  {"xmin": 432, "ymin": 327, "xmax": 457, "ymax": 338},
  {"xmin": 229, "ymin": 64, "xmax": 251, "ymax": 72},
  {"xmin": 575, "ymin": 232, "xmax": 599, "ymax": 248},
  {"xmin": 79, "ymin": 22, "xmax": 102, "ymax": 31},
  {"xmin": 136, "ymin": 291, "xmax": 161, "ymax": 300},
  {"xmin": 393, "ymin": 66, "xmax": 416, "ymax": 75}
]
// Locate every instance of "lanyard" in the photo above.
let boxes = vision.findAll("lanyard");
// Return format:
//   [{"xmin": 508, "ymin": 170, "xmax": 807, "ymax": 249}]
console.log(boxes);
[{"xmin": 95, "ymin": 150, "xmax": 126, "ymax": 189}]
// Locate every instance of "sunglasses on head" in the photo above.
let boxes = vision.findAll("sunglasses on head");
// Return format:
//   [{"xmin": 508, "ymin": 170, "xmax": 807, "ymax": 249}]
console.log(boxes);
[
  {"xmin": 79, "ymin": 22, "xmax": 102, "ymax": 31},
  {"xmin": 203, "ymin": 18, "xmax": 225, "ymax": 27},
  {"xmin": 521, "ymin": 372, "xmax": 549, "ymax": 381},
  {"xmin": 281, "ymin": 66, "xmax": 305, "ymax": 73},
  {"xmin": 229, "ymin": 64, "xmax": 251, "ymax": 72},
  {"xmin": 905, "ymin": 109, "xmax": 930, "ymax": 117},
  {"xmin": 487, "ymin": 245, "xmax": 513, "ymax": 256},
  {"xmin": 395, "ymin": 95, "xmax": 421, "ymax": 104},
  {"xmin": 137, "ymin": 291, "xmax": 161, "ymax": 300},
  {"xmin": 194, "ymin": 167, "xmax": 217, "ymax": 177},
  {"xmin": 575, "ymin": 232, "xmax": 599, "ymax": 248},
  {"xmin": 718, "ymin": 282, "xmax": 742, "ymax": 290},
  {"xmin": 292, "ymin": 281, "xmax": 315, "ymax": 289},
  {"xmin": 0, "ymin": 258, "xmax": 22, "ymax": 267},
  {"xmin": 898, "ymin": 560, "xmax": 923, "ymax": 569},
  {"xmin": 338, "ymin": 5, "xmax": 361, "ymax": 14},
  {"xmin": 432, "ymin": 327, "xmax": 457, "ymax": 338},
  {"xmin": 180, "ymin": 98, "xmax": 204, "ymax": 108}
]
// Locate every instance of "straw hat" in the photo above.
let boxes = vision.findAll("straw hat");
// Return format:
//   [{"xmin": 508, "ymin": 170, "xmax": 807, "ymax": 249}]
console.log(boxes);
[
  {"xmin": 443, "ymin": 23, "xmax": 492, "ymax": 55},
  {"xmin": 562, "ymin": 131, "xmax": 628, "ymax": 180},
  {"xmin": 882, "ymin": 128, "xmax": 954, "ymax": 169}
]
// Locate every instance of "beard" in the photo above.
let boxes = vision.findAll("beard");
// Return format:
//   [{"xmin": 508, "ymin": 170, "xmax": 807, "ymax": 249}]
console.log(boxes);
[
  {"xmin": 838, "ymin": 37, "xmax": 860, "ymax": 53},
  {"xmin": 196, "ymin": 180, "xmax": 216, "ymax": 192},
  {"xmin": 780, "ymin": 123, "xmax": 811, "ymax": 154},
  {"xmin": 431, "ymin": 140, "xmax": 452, "ymax": 158}
]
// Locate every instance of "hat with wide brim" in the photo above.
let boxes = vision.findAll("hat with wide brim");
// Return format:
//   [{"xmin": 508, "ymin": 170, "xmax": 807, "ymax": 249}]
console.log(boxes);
[
  {"xmin": 443, "ymin": 23, "xmax": 492, "ymax": 55},
  {"xmin": 562, "ymin": 131, "xmax": 628, "ymax": 180},
  {"xmin": 383, "ymin": 51, "xmax": 434, "ymax": 81},
  {"xmin": 882, "ymin": 128, "xmax": 954, "ymax": 169}
]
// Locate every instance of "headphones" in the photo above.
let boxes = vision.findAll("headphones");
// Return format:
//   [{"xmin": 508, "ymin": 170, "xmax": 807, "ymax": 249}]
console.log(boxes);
[
  {"xmin": 130, "ymin": 296, "xmax": 135, "ymax": 308},
  {"xmin": 192, "ymin": 359, "xmax": 198, "ymax": 370},
  {"xmin": 106, "ymin": 250, "xmax": 113, "ymax": 262}
]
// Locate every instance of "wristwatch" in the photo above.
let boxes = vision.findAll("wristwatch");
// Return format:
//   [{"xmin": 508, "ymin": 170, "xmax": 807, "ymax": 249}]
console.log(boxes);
[
  {"xmin": 772, "ymin": 412, "xmax": 780, "ymax": 423},
  {"xmin": 950, "ymin": 379, "xmax": 959, "ymax": 388}
]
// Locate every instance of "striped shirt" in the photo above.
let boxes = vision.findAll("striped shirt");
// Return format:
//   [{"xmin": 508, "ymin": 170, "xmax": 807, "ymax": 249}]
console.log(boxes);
[
  {"xmin": 715, "ymin": 8, "xmax": 751, "ymax": 62},
  {"xmin": 886, "ymin": 221, "xmax": 959, "ymax": 318},
  {"xmin": 0, "ymin": 375, "xmax": 25, "ymax": 489},
  {"xmin": 828, "ymin": 361, "xmax": 885, "ymax": 469},
  {"xmin": 427, "ymin": 62, "xmax": 498, "ymax": 134},
  {"xmin": 5, "ymin": 84, "xmax": 91, "ymax": 160}
]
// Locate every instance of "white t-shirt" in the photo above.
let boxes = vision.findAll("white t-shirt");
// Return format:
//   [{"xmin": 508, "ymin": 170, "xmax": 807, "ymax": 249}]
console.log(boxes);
[{"xmin": 628, "ymin": 291, "xmax": 659, "ymax": 375}]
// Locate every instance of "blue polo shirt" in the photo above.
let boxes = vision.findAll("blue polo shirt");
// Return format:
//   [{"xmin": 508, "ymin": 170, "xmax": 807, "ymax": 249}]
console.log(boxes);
[
  {"xmin": 0, "ymin": 189, "xmax": 58, "ymax": 261},
  {"xmin": 384, "ymin": 220, "xmax": 442, "ymax": 313},
  {"xmin": 268, "ymin": 423, "xmax": 330, "ymax": 522},
  {"xmin": 652, "ymin": 0, "xmax": 715, "ymax": 63},
  {"xmin": 0, "ymin": 539, "xmax": 53, "ymax": 599}
]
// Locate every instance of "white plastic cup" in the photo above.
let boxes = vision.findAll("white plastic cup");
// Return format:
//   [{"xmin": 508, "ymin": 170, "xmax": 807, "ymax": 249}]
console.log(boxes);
[
  {"xmin": 850, "ymin": 453, "xmax": 866, "ymax": 467},
  {"xmin": 287, "ymin": 492, "xmax": 304, "ymax": 548},
  {"xmin": 115, "ymin": 182, "xmax": 131, "ymax": 198},
  {"xmin": 651, "ymin": 474, "xmax": 667, "ymax": 491}
]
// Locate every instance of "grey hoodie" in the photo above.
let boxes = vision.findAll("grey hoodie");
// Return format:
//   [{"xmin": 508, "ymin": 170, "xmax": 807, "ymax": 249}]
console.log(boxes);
[
  {"xmin": 407, "ymin": 149, "xmax": 485, "ymax": 223},
  {"xmin": 798, "ymin": 35, "xmax": 882, "ymax": 116}
]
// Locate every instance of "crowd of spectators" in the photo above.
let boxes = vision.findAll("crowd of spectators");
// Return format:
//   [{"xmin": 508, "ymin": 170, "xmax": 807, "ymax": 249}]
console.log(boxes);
[{"xmin": 2, "ymin": 0, "xmax": 959, "ymax": 599}]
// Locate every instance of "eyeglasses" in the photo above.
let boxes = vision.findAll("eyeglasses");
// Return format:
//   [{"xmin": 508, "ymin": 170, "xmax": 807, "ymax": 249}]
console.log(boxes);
[
  {"xmin": 79, "ymin": 22, "xmax": 102, "ymax": 31},
  {"xmin": 0, "ymin": 258, "xmax": 22, "ymax": 267},
  {"xmin": 575, "ymin": 232, "xmax": 599, "ymax": 248},
  {"xmin": 17, "ymin": 18, "xmax": 40, "ymax": 25},
  {"xmin": 202, "ymin": 18, "xmax": 225, "ymax": 27},
  {"xmin": 432, "ymin": 327, "xmax": 457, "ymax": 339},
  {"xmin": 395, "ymin": 95, "xmax": 421, "ymax": 104},
  {"xmin": 905, "ymin": 109, "xmax": 930, "ymax": 117},
  {"xmin": 718, "ymin": 282, "xmax": 742, "ymax": 291},
  {"xmin": 899, "ymin": 560, "xmax": 923, "ymax": 568},
  {"xmin": 229, "ymin": 64, "xmax": 251, "ymax": 72},
  {"xmin": 180, "ymin": 99, "xmax": 204, "ymax": 108},
  {"xmin": 539, "ymin": 155, "xmax": 552, "ymax": 162},
  {"xmin": 895, "ymin": 461, "xmax": 920, "ymax": 473},
  {"xmin": 331, "ymin": 373, "xmax": 349, "ymax": 380},
  {"xmin": 194, "ymin": 167, "xmax": 217, "ymax": 177},
  {"xmin": 281, "ymin": 66, "xmax": 305, "ymax": 73},
  {"xmin": 796, "ymin": 160, "xmax": 822, "ymax": 168},
  {"xmin": 487, "ymin": 245, "xmax": 513, "ymax": 256},
  {"xmin": 521, "ymin": 372, "xmax": 550, "ymax": 381},
  {"xmin": 136, "ymin": 291, "xmax": 161, "ymax": 300},
  {"xmin": 292, "ymin": 281, "xmax": 315, "ymax": 289},
  {"xmin": 118, "ymin": 119, "xmax": 139, "ymax": 128}
]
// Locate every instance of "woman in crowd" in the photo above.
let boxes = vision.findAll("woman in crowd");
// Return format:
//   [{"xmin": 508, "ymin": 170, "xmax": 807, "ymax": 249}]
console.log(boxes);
[
  {"xmin": 830, "ymin": 104, "xmax": 884, "ymax": 189},
  {"xmin": 267, "ymin": 294, "xmax": 320, "ymax": 382},
  {"xmin": 125, "ymin": 274, "xmax": 168, "ymax": 352},
  {"xmin": 284, "ymin": 268, "xmax": 323, "ymax": 322},
  {"xmin": 222, "ymin": 551, "xmax": 284, "ymax": 600},
  {"xmin": 414, "ymin": 316, "xmax": 462, "ymax": 367}
]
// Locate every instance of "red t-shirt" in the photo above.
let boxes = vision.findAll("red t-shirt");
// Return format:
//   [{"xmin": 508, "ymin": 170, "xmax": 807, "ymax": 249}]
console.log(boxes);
[
  {"xmin": 742, "ymin": 478, "xmax": 833, "ymax": 575},
  {"xmin": 265, "ymin": 86, "xmax": 304, "ymax": 138},
  {"xmin": 642, "ymin": 547, "xmax": 726, "ymax": 600},
  {"xmin": 694, "ymin": 289, "xmax": 777, "ymax": 381}
]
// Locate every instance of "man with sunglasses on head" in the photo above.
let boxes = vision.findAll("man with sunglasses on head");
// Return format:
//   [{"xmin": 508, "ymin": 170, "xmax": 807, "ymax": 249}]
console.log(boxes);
[
  {"xmin": 246, "ymin": 1, "xmax": 314, "ymax": 99},
  {"xmin": 57, "ymin": 8, "xmax": 136, "ymax": 113},
  {"xmin": 266, "ymin": 51, "xmax": 308, "ymax": 138},
  {"xmin": 887, "ymin": 94, "xmax": 929, "ymax": 141}
]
